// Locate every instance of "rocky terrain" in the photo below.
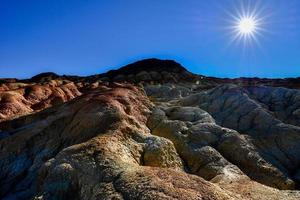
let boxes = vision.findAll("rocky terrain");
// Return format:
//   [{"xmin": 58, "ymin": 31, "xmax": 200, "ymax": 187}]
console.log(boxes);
[{"xmin": 1, "ymin": 58, "xmax": 300, "ymax": 200}]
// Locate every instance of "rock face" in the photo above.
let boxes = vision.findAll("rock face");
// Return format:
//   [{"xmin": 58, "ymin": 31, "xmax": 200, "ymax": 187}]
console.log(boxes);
[
  {"xmin": 0, "ymin": 79, "xmax": 82, "ymax": 122},
  {"xmin": 1, "ymin": 59, "xmax": 300, "ymax": 200}
]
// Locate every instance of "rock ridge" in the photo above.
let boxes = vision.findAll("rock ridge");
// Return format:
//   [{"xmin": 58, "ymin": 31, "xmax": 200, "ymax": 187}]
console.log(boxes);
[{"xmin": 1, "ymin": 59, "xmax": 300, "ymax": 199}]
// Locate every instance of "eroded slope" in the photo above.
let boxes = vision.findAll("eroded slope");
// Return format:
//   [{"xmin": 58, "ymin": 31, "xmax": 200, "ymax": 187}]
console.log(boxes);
[{"xmin": 1, "ymin": 59, "xmax": 300, "ymax": 200}]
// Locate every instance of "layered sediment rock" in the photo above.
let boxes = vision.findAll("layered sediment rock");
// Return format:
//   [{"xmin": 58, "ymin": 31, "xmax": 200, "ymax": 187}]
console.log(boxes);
[
  {"xmin": 1, "ymin": 59, "xmax": 300, "ymax": 199},
  {"xmin": 0, "ymin": 80, "xmax": 82, "ymax": 121}
]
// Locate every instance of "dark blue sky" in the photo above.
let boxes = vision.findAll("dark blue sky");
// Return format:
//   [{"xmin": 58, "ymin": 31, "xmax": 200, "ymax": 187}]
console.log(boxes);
[{"xmin": 1, "ymin": 0, "xmax": 300, "ymax": 78}]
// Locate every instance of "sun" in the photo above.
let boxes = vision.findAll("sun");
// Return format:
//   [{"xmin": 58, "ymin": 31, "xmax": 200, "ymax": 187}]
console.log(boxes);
[
  {"xmin": 225, "ymin": 1, "xmax": 268, "ymax": 46},
  {"xmin": 237, "ymin": 17, "xmax": 257, "ymax": 34},
  {"xmin": 229, "ymin": 14, "xmax": 262, "ymax": 46}
]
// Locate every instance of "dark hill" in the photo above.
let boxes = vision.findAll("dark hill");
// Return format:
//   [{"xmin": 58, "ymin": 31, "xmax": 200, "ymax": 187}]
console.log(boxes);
[{"xmin": 104, "ymin": 58, "xmax": 188, "ymax": 77}]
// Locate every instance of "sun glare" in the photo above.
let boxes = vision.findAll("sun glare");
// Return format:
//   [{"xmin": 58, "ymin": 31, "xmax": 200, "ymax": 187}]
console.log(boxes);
[
  {"xmin": 225, "ymin": 1, "xmax": 268, "ymax": 47},
  {"xmin": 238, "ymin": 17, "xmax": 257, "ymax": 34}
]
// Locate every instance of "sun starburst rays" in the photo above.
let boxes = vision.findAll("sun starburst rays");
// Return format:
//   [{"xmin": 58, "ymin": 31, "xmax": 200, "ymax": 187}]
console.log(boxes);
[{"xmin": 225, "ymin": 1, "xmax": 268, "ymax": 47}]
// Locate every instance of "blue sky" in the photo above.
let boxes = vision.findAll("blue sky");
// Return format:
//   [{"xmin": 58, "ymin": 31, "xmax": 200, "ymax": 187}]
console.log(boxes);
[{"xmin": 1, "ymin": 0, "xmax": 300, "ymax": 78}]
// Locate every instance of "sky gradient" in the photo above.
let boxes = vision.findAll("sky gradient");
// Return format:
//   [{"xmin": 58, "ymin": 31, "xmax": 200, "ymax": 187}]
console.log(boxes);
[{"xmin": 1, "ymin": 0, "xmax": 300, "ymax": 78}]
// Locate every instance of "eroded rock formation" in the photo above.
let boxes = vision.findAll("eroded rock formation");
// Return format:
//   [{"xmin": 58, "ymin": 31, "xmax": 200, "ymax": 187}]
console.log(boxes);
[{"xmin": 1, "ymin": 59, "xmax": 300, "ymax": 199}]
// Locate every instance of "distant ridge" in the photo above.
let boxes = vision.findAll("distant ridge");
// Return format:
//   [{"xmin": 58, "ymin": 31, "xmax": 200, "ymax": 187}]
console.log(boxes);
[
  {"xmin": 100, "ymin": 58, "xmax": 188, "ymax": 77},
  {"xmin": 2, "ymin": 58, "xmax": 300, "ymax": 89}
]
